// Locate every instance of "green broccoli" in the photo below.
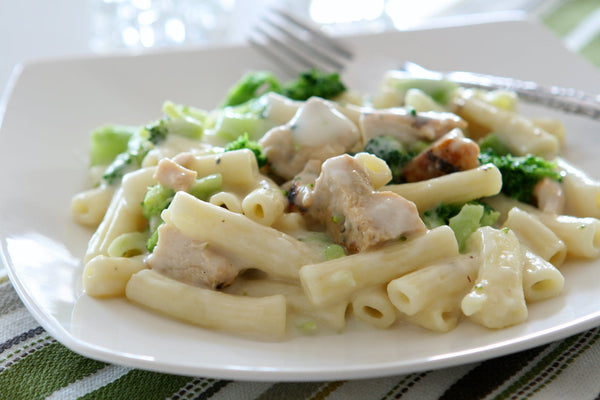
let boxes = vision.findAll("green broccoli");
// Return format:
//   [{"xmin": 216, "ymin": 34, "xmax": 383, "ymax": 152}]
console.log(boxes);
[
  {"xmin": 140, "ymin": 184, "xmax": 175, "ymax": 252},
  {"xmin": 363, "ymin": 136, "xmax": 423, "ymax": 183},
  {"xmin": 220, "ymin": 69, "xmax": 347, "ymax": 108},
  {"xmin": 101, "ymin": 114, "xmax": 204, "ymax": 185},
  {"xmin": 478, "ymin": 132, "xmax": 511, "ymax": 156},
  {"xmin": 224, "ymin": 132, "xmax": 268, "ymax": 168},
  {"xmin": 188, "ymin": 174, "xmax": 222, "ymax": 201},
  {"xmin": 478, "ymin": 147, "xmax": 561, "ymax": 204},
  {"xmin": 423, "ymin": 201, "xmax": 500, "ymax": 251},
  {"xmin": 422, "ymin": 201, "xmax": 499, "ymax": 229},
  {"xmin": 89, "ymin": 125, "xmax": 137, "ymax": 167},
  {"xmin": 102, "ymin": 126, "xmax": 157, "ymax": 185},
  {"xmin": 281, "ymin": 69, "xmax": 346, "ymax": 101},
  {"xmin": 162, "ymin": 100, "xmax": 207, "ymax": 124},
  {"xmin": 221, "ymin": 71, "xmax": 282, "ymax": 107},
  {"xmin": 140, "ymin": 176, "xmax": 223, "ymax": 252},
  {"xmin": 391, "ymin": 77, "xmax": 458, "ymax": 105}
]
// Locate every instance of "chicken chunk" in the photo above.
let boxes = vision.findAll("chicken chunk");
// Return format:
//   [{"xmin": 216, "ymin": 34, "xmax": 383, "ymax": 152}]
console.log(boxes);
[
  {"xmin": 260, "ymin": 97, "xmax": 360, "ymax": 181},
  {"xmin": 305, "ymin": 154, "xmax": 426, "ymax": 253},
  {"xmin": 359, "ymin": 108, "xmax": 467, "ymax": 145},
  {"xmin": 401, "ymin": 128, "xmax": 480, "ymax": 182},
  {"xmin": 146, "ymin": 224, "xmax": 242, "ymax": 289},
  {"xmin": 153, "ymin": 157, "xmax": 198, "ymax": 192},
  {"xmin": 533, "ymin": 177, "xmax": 565, "ymax": 214}
]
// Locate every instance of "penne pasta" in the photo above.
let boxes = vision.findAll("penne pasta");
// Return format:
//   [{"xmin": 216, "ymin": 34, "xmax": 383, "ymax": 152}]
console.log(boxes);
[
  {"xmin": 126, "ymin": 269, "xmax": 287, "ymax": 339},
  {"xmin": 556, "ymin": 158, "xmax": 600, "ymax": 218},
  {"xmin": 83, "ymin": 255, "xmax": 147, "ymax": 297},
  {"xmin": 351, "ymin": 285, "xmax": 397, "ymax": 329},
  {"xmin": 387, "ymin": 254, "xmax": 477, "ymax": 317},
  {"xmin": 299, "ymin": 226, "xmax": 459, "ymax": 306},
  {"xmin": 387, "ymin": 164, "xmax": 502, "ymax": 212},
  {"xmin": 522, "ymin": 250, "xmax": 564, "ymax": 303},
  {"xmin": 70, "ymin": 184, "xmax": 116, "ymax": 227},
  {"xmin": 502, "ymin": 207, "xmax": 567, "ymax": 267},
  {"xmin": 461, "ymin": 227, "xmax": 528, "ymax": 329}
]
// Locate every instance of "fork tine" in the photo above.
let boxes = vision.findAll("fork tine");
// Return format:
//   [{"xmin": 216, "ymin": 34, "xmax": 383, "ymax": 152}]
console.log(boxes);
[
  {"xmin": 270, "ymin": 7, "xmax": 354, "ymax": 61},
  {"xmin": 248, "ymin": 7, "xmax": 353, "ymax": 77},
  {"xmin": 251, "ymin": 25, "xmax": 321, "ymax": 73},
  {"xmin": 261, "ymin": 14, "xmax": 347, "ymax": 71},
  {"xmin": 248, "ymin": 37, "xmax": 302, "ymax": 77}
]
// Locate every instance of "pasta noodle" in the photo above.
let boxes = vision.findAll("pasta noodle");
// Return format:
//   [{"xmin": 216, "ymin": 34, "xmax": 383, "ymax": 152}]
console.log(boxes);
[
  {"xmin": 501, "ymin": 207, "xmax": 567, "ymax": 267},
  {"xmin": 351, "ymin": 285, "xmax": 397, "ymax": 329},
  {"xmin": 126, "ymin": 269, "xmax": 287, "ymax": 338},
  {"xmin": 387, "ymin": 164, "xmax": 502, "ymax": 212},
  {"xmin": 461, "ymin": 227, "xmax": 528, "ymax": 329},
  {"xmin": 83, "ymin": 255, "xmax": 147, "ymax": 297},
  {"xmin": 299, "ymin": 226, "xmax": 459, "ymax": 306},
  {"xmin": 486, "ymin": 195, "xmax": 600, "ymax": 259},
  {"xmin": 70, "ymin": 185, "xmax": 115, "ymax": 227}
]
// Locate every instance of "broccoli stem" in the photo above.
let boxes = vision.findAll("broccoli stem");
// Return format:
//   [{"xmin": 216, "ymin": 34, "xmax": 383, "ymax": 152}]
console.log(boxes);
[
  {"xmin": 89, "ymin": 125, "xmax": 137, "ymax": 166},
  {"xmin": 107, "ymin": 231, "xmax": 149, "ymax": 257},
  {"xmin": 188, "ymin": 174, "xmax": 222, "ymax": 201}
]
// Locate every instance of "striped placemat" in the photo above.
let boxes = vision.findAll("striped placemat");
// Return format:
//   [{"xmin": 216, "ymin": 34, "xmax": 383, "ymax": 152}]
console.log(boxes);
[
  {"xmin": 3, "ymin": 277, "xmax": 600, "ymax": 399},
  {"xmin": 2, "ymin": 1, "xmax": 600, "ymax": 399}
]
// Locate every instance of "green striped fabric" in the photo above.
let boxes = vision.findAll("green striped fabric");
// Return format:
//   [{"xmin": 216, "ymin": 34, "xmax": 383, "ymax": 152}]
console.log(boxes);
[
  {"xmin": 541, "ymin": 0, "xmax": 600, "ymax": 67},
  {"xmin": 3, "ymin": 1, "xmax": 600, "ymax": 399},
  {"xmin": 3, "ymin": 278, "xmax": 600, "ymax": 399}
]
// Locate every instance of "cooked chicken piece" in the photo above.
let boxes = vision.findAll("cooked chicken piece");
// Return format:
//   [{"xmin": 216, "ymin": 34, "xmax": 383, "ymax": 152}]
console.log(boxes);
[
  {"xmin": 259, "ymin": 97, "xmax": 360, "ymax": 181},
  {"xmin": 285, "ymin": 159, "xmax": 322, "ymax": 212},
  {"xmin": 401, "ymin": 128, "xmax": 480, "ymax": 182},
  {"xmin": 153, "ymin": 158, "xmax": 198, "ymax": 192},
  {"xmin": 359, "ymin": 108, "xmax": 467, "ymax": 145},
  {"xmin": 533, "ymin": 177, "xmax": 565, "ymax": 214},
  {"xmin": 305, "ymin": 154, "xmax": 426, "ymax": 253},
  {"xmin": 146, "ymin": 224, "xmax": 243, "ymax": 289}
]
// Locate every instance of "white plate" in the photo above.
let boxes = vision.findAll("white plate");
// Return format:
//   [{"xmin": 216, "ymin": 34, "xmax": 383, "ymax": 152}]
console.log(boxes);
[{"xmin": 2, "ymin": 16, "xmax": 600, "ymax": 381}]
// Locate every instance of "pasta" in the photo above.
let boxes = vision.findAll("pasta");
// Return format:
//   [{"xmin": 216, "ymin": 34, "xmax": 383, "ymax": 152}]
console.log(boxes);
[
  {"xmin": 71, "ymin": 68, "xmax": 600, "ymax": 340},
  {"xmin": 126, "ymin": 269, "xmax": 287, "ymax": 338},
  {"xmin": 387, "ymin": 164, "xmax": 502, "ymax": 213},
  {"xmin": 461, "ymin": 227, "xmax": 528, "ymax": 329},
  {"xmin": 298, "ymin": 226, "xmax": 459, "ymax": 306}
]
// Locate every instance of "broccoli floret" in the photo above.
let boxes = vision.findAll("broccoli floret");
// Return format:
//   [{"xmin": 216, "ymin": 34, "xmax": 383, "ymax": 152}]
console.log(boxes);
[
  {"xmin": 89, "ymin": 125, "xmax": 137, "ymax": 167},
  {"xmin": 479, "ymin": 150, "xmax": 561, "ymax": 204},
  {"xmin": 141, "ymin": 184, "xmax": 175, "ymax": 221},
  {"xmin": 224, "ymin": 133, "xmax": 268, "ymax": 168},
  {"xmin": 101, "ymin": 115, "xmax": 202, "ymax": 185},
  {"xmin": 221, "ymin": 71, "xmax": 282, "ymax": 107},
  {"xmin": 220, "ymin": 69, "xmax": 347, "ymax": 107},
  {"xmin": 478, "ymin": 133, "xmax": 510, "ymax": 156},
  {"xmin": 102, "ymin": 129, "xmax": 156, "ymax": 185},
  {"xmin": 146, "ymin": 225, "xmax": 161, "ymax": 253},
  {"xmin": 423, "ymin": 201, "xmax": 499, "ymax": 229},
  {"xmin": 422, "ymin": 202, "xmax": 463, "ymax": 229},
  {"xmin": 140, "ymin": 184, "xmax": 175, "ymax": 252},
  {"xmin": 423, "ymin": 201, "xmax": 500, "ymax": 251},
  {"xmin": 281, "ymin": 69, "xmax": 346, "ymax": 101},
  {"xmin": 363, "ymin": 136, "xmax": 419, "ymax": 183},
  {"xmin": 188, "ymin": 174, "xmax": 222, "ymax": 201}
]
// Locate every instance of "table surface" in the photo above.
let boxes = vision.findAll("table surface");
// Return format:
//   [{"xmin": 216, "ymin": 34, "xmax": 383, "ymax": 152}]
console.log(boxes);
[{"xmin": 3, "ymin": 0, "xmax": 600, "ymax": 399}]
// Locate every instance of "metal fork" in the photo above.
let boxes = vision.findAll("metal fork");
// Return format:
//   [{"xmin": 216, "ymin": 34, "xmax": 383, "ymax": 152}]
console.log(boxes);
[
  {"xmin": 247, "ymin": 7, "xmax": 353, "ymax": 77},
  {"xmin": 248, "ymin": 9, "xmax": 600, "ymax": 119},
  {"xmin": 402, "ymin": 62, "xmax": 600, "ymax": 120}
]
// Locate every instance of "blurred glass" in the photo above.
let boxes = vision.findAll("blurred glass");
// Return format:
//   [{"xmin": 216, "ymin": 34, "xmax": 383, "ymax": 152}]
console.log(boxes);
[{"xmin": 89, "ymin": 0, "xmax": 236, "ymax": 52}]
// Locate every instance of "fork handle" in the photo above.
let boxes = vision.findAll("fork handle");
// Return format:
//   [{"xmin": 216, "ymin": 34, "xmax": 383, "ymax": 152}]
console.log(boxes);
[{"xmin": 445, "ymin": 70, "xmax": 600, "ymax": 119}]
